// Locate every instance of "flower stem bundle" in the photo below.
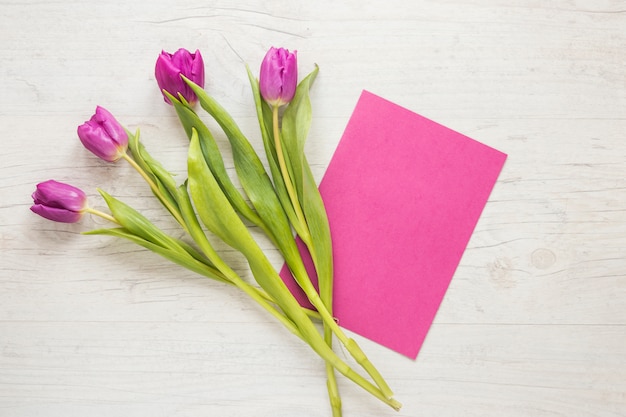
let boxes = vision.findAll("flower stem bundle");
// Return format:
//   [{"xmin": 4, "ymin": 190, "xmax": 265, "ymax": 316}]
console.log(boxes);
[{"xmin": 30, "ymin": 47, "xmax": 401, "ymax": 416}]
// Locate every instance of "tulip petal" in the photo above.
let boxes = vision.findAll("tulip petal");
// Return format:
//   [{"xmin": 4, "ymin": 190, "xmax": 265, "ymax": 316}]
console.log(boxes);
[
  {"xmin": 30, "ymin": 180, "xmax": 87, "ymax": 223},
  {"xmin": 77, "ymin": 106, "xmax": 128, "ymax": 162},
  {"xmin": 259, "ymin": 47, "xmax": 297, "ymax": 106},
  {"xmin": 155, "ymin": 48, "xmax": 205, "ymax": 105},
  {"xmin": 30, "ymin": 204, "xmax": 83, "ymax": 223},
  {"xmin": 190, "ymin": 49, "xmax": 205, "ymax": 89},
  {"xmin": 32, "ymin": 180, "xmax": 87, "ymax": 212},
  {"xmin": 94, "ymin": 106, "xmax": 128, "ymax": 146},
  {"xmin": 77, "ymin": 123, "xmax": 123, "ymax": 162}
]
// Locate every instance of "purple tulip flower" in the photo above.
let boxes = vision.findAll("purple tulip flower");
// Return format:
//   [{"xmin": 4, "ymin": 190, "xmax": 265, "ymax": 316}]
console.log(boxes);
[
  {"xmin": 30, "ymin": 180, "xmax": 88, "ymax": 223},
  {"xmin": 77, "ymin": 106, "xmax": 128, "ymax": 162},
  {"xmin": 259, "ymin": 47, "xmax": 297, "ymax": 107},
  {"xmin": 155, "ymin": 48, "xmax": 205, "ymax": 105}
]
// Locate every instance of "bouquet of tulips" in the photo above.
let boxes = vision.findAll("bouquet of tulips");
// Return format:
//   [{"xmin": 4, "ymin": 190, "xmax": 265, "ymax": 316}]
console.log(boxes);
[{"xmin": 30, "ymin": 47, "xmax": 401, "ymax": 415}]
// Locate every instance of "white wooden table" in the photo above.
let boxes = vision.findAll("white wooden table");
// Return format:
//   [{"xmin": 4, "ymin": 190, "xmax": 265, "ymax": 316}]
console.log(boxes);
[{"xmin": 1, "ymin": 1, "xmax": 625, "ymax": 416}]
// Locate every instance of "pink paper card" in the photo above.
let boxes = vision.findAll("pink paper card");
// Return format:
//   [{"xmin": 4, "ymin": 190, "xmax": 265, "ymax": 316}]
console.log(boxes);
[{"xmin": 280, "ymin": 90, "xmax": 507, "ymax": 359}]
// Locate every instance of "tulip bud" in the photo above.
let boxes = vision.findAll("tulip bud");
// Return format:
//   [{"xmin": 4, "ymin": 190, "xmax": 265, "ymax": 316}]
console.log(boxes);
[
  {"xmin": 30, "ymin": 180, "xmax": 88, "ymax": 223},
  {"xmin": 155, "ymin": 48, "xmax": 205, "ymax": 105},
  {"xmin": 77, "ymin": 106, "xmax": 129, "ymax": 162},
  {"xmin": 259, "ymin": 47, "xmax": 297, "ymax": 107}
]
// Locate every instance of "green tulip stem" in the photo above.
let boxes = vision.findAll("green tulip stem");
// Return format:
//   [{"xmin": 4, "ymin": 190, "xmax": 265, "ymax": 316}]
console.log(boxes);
[
  {"xmin": 121, "ymin": 152, "xmax": 189, "ymax": 233},
  {"xmin": 230, "ymin": 272, "xmax": 400, "ymax": 411},
  {"xmin": 272, "ymin": 105, "xmax": 342, "ymax": 415},
  {"xmin": 85, "ymin": 207, "xmax": 119, "ymax": 225},
  {"xmin": 241, "ymin": 270, "xmax": 401, "ymax": 411},
  {"xmin": 272, "ymin": 105, "xmax": 310, "ymax": 241},
  {"xmin": 324, "ymin": 327, "xmax": 340, "ymax": 417},
  {"xmin": 294, "ymin": 268, "xmax": 395, "ymax": 400},
  {"xmin": 225, "ymin": 271, "xmax": 322, "ymax": 321},
  {"xmin": 185, "ymin": 237, "xmax": 304, "ymax": 342},
  {"xmin": 234, "ymin": 276, "xmax": 302, "ymax": 337},
  {"xmin": 175, "ymin": 183, "xmax": 324, "ymax": 329},
  {"xmin": 175, "ymin": 196, "xmax": 373, "ymax": 410}
]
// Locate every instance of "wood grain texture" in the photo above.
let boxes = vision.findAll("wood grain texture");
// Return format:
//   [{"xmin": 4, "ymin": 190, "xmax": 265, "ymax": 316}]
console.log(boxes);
[{"xmin": 1, "ymin": 1, "xmax": 625, "ymax": 416}]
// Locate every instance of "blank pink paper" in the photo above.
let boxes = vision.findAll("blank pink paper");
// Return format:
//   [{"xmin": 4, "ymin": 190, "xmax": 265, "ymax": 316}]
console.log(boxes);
[{"xmin": 280, "ymin": 90, "xmax": 507, "ymax": 359}]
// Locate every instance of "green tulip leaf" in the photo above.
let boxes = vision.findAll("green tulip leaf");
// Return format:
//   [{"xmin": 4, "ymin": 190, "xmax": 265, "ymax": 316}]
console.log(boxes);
[
  {"xmin": 92, "ymin": 190, "xmax": 224, "ymax": 278},
  {"xmin": 301, "ymin": 157, "xmax": 333, "ymax": 304},
  {"xmin": 182, "ymin": 76, "xmax": 297, "ymax": 249},
  {"xmin": 187, "ymin": 127, "xmax": 254, "ymax": 252},
  {"xmin": 98, "ymin": 189, "xmax": 177, "ymax": 248},
  {"xmin": 280, "ymin": 66, "xmax": 319, "ymax": 201},
  {"xmin": 187, "ymin": 127, "xmax": 308, "ymax": 315},
  {"xmin": 85, "ymin": 227, "xmax": 228, "ymax": 284},
  {"xmin": 164, "ymin": 91, "xmax": 266, "ymax": 230},
  {"xmin": 245, "ymin": 66, "xmax": 304, "ymax": 237},
  {"xmin": 126, "ymin": 129, "xmax": 180, "ymax": 214}
]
